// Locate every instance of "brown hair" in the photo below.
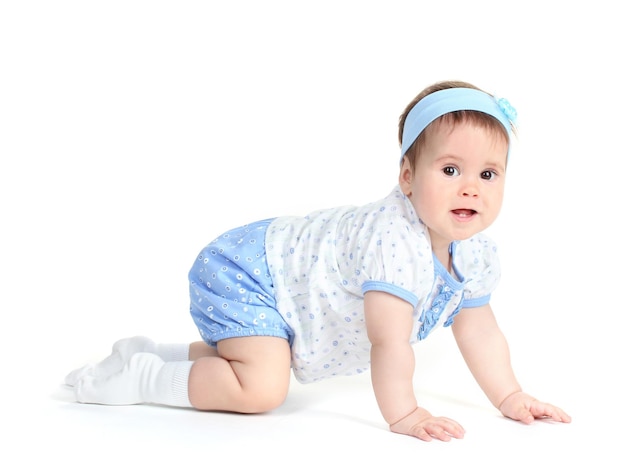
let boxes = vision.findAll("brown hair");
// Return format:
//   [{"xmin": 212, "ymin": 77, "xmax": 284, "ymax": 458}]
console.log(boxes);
[{"xmin": 398, "ymin": 80, "xmax": 514, "ymax": 171}]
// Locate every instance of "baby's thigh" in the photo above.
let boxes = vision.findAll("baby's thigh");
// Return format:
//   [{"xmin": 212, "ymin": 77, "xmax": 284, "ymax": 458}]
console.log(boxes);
[{"xmin": 218, "ymin": 336, "xmax": 292, "ymax": 405}]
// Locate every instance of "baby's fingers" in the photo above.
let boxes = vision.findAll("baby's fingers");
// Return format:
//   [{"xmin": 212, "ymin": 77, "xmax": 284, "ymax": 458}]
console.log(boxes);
[
  {"xmin": 413, "ymin": 418, "xmax": 465, "ymax": 442},
  {"xmin": 530, "ymin": 402, "xmax": 572, "ymax": 423}
]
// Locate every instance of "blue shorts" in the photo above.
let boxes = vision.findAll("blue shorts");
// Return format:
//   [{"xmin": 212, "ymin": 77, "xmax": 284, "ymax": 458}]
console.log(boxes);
[{"xmin": 188, "ymin": 219, "xmax": 294, "ymax": 346}]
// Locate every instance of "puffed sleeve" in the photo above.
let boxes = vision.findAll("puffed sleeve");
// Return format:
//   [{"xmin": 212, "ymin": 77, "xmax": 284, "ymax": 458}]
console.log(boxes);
[
  {"xmin": 355, "ymin": 216, "xmax": 435, "ymax": 308},
  {"xmin": 452, "ymin": 234, "xmax": 501, "ymax": 308}
]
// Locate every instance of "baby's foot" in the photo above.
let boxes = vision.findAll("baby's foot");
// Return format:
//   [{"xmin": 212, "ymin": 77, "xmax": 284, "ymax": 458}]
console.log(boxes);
[
  {"xmin": 74, "ymin": 352, "xmax": 165, "ymax": 405},
  {"xmin": 64, "ymin": 363, "xmax": 98, "ymax": 387},
  {"xmin": 65, "ymin": 336, "xmax": 156, "ymax": 386}
]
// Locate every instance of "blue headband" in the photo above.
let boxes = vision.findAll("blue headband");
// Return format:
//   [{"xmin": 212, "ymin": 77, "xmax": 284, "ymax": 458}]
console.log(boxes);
[{"xmin": 400, "ymin": 87, "xmax": 517, "ymax": 163}]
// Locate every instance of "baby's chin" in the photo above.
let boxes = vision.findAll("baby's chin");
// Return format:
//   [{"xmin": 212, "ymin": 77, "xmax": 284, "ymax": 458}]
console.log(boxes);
[{"xmin": 442, "ymin": 225, "xmax": 490, "ymax": 243}]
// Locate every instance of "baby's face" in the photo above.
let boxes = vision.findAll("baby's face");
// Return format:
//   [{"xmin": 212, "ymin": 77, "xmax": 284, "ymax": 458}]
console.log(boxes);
[{"xmin": 399, "ymin": 120, "xmax": 508, "ymax": 252}]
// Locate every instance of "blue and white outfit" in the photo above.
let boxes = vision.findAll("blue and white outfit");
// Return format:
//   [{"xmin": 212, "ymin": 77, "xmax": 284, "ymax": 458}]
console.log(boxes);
[{"xmin": 188, "ymin": 185, "xmax": 500, "ymax": 384}]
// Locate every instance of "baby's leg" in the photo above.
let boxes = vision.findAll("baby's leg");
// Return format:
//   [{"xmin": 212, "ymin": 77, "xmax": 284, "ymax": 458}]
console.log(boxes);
[
  {"xmin": 75, "ymin": 352, "xmax": 193, "ymax": 406},
  {"xmin": 65, "ymin": 336, "xmax": 195, "ymax": 386},
  {"xmin": 73, "ymin": 336, "xmax": 291, "ymax": 411},
  {"xmin": 189, "ymin": 336, "xmax": 292, "ymax": 413}
]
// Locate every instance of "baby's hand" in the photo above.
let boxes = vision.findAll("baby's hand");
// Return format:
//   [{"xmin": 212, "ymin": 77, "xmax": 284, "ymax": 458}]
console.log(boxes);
[
  {"xmin": 389, "ymin": 407, "xmax": 465, "ymax": 442},
  {"xmin": 499, "ymin": 391, "xmax": 572, "ymax": 424}
]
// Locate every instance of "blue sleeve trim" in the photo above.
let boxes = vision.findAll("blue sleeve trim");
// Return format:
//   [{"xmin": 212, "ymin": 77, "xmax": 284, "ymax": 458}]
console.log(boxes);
[
  {"xmin": 361, "ymin": 281, "xmax": 418, "ymax": 307},
  {"xmin": 462, "ymin": 294, "xmax": 491, "ymax": 308}
]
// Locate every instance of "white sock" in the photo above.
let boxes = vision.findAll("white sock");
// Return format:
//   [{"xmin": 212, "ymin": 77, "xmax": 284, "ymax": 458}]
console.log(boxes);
[
  {"xmin": 75, "ymin": 353, "xmax": 193, "ymax": 407},
  {"xmin": 65, "ymin": 336, "xmax": 190, "ymax": 386}
]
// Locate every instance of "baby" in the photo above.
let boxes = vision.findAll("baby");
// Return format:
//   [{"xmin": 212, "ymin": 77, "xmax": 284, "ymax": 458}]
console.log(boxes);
[{"xmin": 66, "ymin": 80, "xmax": 571, "ymax": 441}]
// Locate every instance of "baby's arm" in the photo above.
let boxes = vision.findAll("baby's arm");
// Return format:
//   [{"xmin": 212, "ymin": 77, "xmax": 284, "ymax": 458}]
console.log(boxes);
[
  {"xmin": 364, "ymin": 291, "xmax": 465, "ymax": 441},
  {"xmin": 451, "ymin": 304, "xmax": 571, "ymax": 424}
]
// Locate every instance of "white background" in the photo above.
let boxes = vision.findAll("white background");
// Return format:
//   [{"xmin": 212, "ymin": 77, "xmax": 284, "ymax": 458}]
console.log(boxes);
[{"xmin": 1, "ymin": 1, "xmax": 624, "ymax": 471}]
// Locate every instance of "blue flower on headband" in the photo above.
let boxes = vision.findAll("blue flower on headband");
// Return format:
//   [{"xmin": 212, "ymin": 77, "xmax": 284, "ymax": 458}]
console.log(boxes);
[{"xmin": 496, "ymin": 97, "xmax": 517, "ymax": 125}]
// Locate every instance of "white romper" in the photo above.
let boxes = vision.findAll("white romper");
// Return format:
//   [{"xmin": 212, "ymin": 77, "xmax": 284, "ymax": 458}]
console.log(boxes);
[{"xmin": 265, "ymin": 185, "xmax": 500, "ymax": 383}]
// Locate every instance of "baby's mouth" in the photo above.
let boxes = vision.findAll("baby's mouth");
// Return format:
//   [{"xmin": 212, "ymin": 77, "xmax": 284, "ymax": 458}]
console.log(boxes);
[{"xmin": 451, "ymin": 209, "xmax": 477, "ymax": 217}]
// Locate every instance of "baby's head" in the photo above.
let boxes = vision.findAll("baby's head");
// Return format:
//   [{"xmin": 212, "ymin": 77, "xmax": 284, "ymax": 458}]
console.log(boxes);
[
  {"xmin": 398, "ymin": 80, "xmax": 517, "ymax": 173},
  {"xmin": 397, "ymin": 81, "xmax": 518, "ymax": 247}
]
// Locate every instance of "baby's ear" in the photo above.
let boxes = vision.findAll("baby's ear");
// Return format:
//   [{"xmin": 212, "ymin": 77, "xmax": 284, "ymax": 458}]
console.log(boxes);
[{"xmin": 398, "ymin": 159, "xmax": 413, "ymax": 196}]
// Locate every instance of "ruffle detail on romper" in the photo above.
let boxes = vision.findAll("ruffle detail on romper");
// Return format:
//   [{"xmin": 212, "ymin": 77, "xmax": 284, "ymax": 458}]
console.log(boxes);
[{"xmin": 417, "ymin": 283, "xmax": 460, "ymax": 340}]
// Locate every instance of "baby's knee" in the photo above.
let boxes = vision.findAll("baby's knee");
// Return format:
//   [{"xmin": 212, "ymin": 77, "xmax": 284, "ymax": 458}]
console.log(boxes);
[{"xmin": 241, "ymin": 387, "xmax": 288, "ymax": 413}]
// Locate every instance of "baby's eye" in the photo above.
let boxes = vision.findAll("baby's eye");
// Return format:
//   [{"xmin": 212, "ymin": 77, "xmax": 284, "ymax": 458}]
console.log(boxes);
[
  {"xmin": 481, "ymin": 170, "xmax": 496, "ymax": 180},
  {"xmin": 443, "ymin": 166, "xmax": 459, "ymax": 177}
]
